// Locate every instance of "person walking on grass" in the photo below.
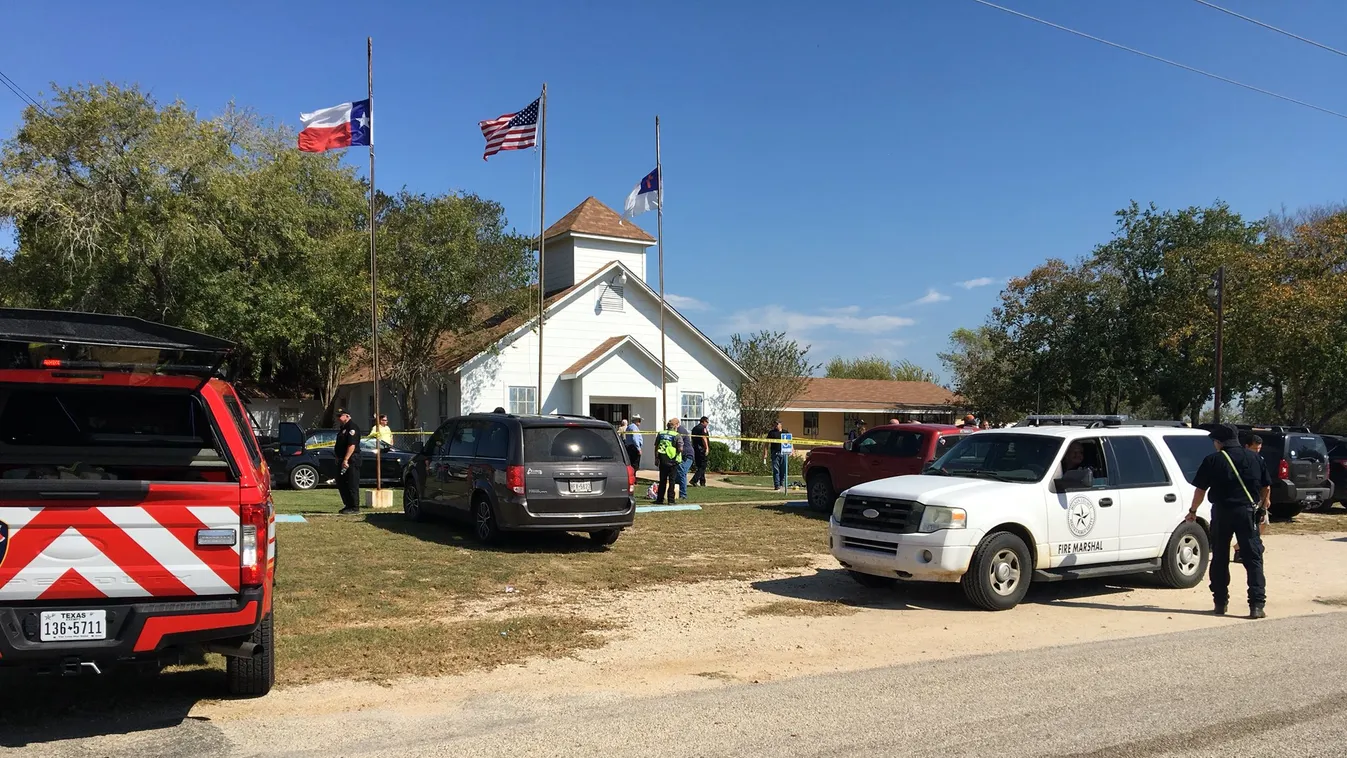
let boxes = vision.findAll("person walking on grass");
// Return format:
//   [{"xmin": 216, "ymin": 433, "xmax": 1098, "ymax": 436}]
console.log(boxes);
[
  {"xmin": 765, "ymin": 421, "xmax": 787, "ymax": 491},
  {"xmin": 691, "ymin": 416, "xmax": 710, "ymax": 487},
  {"xmin": 653, "ymin": 418, "xmax": 683, "ymax": 505},
  {"xmin": 675, "ymin": 419, "xmax": 694, "ymax": 499}
]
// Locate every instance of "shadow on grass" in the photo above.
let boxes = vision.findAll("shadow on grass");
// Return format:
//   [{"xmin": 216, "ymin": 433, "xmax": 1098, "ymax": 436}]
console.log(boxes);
[
  {"xmin": 0, "ymin": 666, "xmax": 227, "ymax": 748},
  {"xmin": 362, "ymin": 512, "xmax": 610, "ymax": 555},
  {"xmin": 749, "ymin": 567, "xmax": 1212, "ymax": 614},
  {"xmin": 754, "ymin": 502, "xmax": 828, "ymax": 522}
]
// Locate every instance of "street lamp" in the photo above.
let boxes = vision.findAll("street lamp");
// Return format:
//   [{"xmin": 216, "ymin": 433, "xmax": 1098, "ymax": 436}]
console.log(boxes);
[{"xmin": 1206, "ymin": 266, "xmax": 1225, "ymax": 424}]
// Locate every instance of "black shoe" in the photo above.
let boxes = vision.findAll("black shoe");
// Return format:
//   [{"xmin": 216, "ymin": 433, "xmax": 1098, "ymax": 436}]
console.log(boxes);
[
  {"xmin": 1249, "ymin": 605, "xmax": 1266, "ymax": 620},
  {"xmin": 338, "ymin": 506, "xmax": 360, "ymax": 515},
  {"xmin": 1214, "ymin": 601, "xmax": 1227, "ymax": 615}
]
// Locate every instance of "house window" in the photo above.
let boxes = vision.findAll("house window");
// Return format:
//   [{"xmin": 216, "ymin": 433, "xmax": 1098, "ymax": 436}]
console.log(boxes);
[
  {"xmin": 803, "ymin": 412, "xmax": 819, "ymax": 437},
  {"xmin": 680, "ymin": 391, "xmax": 704, "ymax": 428},
  {"xmin": 598, "ymin": 283, "xmax": 625, "ymax": 312},
  {"xmin": 509, "ymin": 386, "xmax": 537, "ymax": 415},
  {"xmin": 843, "ymin": 413, "xmax": 864, "ymax": 436},
  {"xmin": 437, "ymin": 384, "xmax": 449, "ymax": 423},
  {"xmin": 280, "ymin": 407, "xmax": 302, "ymax": 424}
]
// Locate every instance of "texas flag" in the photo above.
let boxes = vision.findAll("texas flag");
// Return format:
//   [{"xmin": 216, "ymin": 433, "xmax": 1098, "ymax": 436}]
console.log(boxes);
[{"xmin": 298, "ymin": 99, "xmax": 371, "ymax": 152}]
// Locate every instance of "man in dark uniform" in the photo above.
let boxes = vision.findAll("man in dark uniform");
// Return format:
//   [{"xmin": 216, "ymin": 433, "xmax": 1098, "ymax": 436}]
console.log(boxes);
[
  {"xmin": 1185, "ymin": 424, "xmax": 1270, "ymax": 618},
  {"xmin": 334, "ymin": 408, "xmax": 364, "ymax": 516}
]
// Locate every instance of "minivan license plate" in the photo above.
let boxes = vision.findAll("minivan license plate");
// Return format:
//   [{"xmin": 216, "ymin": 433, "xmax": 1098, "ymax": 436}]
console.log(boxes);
[
  {"xmin": 569, "ymin": 480, "xmax": 593, "ymax": 494},
  {"xmin": 40, "ymin": 610, "xmax": 107, "ymax": 642}
]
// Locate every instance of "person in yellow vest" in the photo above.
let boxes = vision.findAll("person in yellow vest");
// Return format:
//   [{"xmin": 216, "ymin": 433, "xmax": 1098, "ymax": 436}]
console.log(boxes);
[{"xmin": 368, "ymin": 414, "xmax": 393, "ymax": 446}]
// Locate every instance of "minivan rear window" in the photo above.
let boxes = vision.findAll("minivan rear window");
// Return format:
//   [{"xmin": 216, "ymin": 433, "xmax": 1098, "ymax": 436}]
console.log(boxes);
[{"xmin": 524, "ymin": 426, "xmax": 624, "ymax": 463}]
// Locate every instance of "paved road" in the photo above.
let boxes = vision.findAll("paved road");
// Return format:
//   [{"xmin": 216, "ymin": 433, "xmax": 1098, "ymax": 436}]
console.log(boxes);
[{"xmin": 9, "ymin": 611, "xmax": 1347, "ymax": 757}]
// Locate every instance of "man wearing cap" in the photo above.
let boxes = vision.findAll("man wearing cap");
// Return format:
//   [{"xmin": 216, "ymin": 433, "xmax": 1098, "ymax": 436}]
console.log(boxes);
[
  {"xmin": 1186, "ymin": 423, "xmax": 1270, "ymax": 618},
  {"xmin": 624, "ymin": 415, "xmax": 644, "ymax": 470},
  {"xmin": 333, "ymin": 408, "xmax": 364, "ymax": 516}
]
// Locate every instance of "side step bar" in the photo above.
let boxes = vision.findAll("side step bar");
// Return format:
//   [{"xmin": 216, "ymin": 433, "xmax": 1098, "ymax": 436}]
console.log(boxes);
[{"xmin": 1034, "ymin": 558, "xmax": 1162, "ymax": 583}]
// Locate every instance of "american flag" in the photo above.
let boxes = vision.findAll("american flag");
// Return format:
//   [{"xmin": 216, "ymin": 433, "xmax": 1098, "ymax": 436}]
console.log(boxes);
[{"xmin": 479, "ymin": 97, "xmax": 539, "ymax": 160}]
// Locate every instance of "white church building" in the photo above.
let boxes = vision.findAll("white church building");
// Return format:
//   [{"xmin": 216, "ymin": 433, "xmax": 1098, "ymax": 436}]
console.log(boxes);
[{"xmin": 336, "ymin": 196, "xmax": 748, "ymax": 437}]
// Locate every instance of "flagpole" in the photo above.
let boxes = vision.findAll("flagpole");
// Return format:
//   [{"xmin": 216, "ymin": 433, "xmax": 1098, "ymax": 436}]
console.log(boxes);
[
  {"xmin": 655, "ymin": 115, "xmax": 666, "ymax": 424},
  {"xmin": 537, "ymin": 83, "xmax": 547, "ymax": 416},
  {"xmin": 367, "ymin": 36, "xmax": 381, "ymax": 493}
]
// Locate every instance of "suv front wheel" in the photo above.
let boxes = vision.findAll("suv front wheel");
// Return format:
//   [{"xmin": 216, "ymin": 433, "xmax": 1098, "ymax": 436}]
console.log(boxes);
[
  {"xmin": 962, "ymin": 532, "xmax": 1032, "ymax": 611},
  {"xmin": 1157, "ymin": 521, "xmax": 1209, "ymax": 589}
]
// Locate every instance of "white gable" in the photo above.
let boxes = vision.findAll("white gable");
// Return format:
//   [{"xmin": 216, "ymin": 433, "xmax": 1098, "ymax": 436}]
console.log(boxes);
[{"xmin": 457, "ymin": 260, "xmax": 744, "ymax": 443}]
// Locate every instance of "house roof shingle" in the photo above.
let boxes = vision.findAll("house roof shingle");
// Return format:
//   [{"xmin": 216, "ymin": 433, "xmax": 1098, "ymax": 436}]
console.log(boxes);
[
  {"xmin": 559, "ymin": 336, "xmax": 626, "ymax": 378},
  {"xmin": 783, "ymin": 378, "xmax": 961, "ymax": 412},
  {"xmin": 543, "ymin": 197, "xmax": 655, "ymax": 244}
]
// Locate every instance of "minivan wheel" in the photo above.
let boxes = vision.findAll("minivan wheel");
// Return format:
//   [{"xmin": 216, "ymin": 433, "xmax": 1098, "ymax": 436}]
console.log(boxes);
[
  {"xmin": 962, "ymin": 532, "xmax": 1032, "ymax": 611},
  {"xmin": 1157, "ymin": 520, "xmax": 1209, "ymax": 589},
  {"xmin": 473, "ymin": 498, "xmax": 502, "ymax": 544},
  {"xmin": 403, "ymin": 484, "xmax": 426, "ymax": 522},
  {"xmin": 589, "ymin": 529, "xmax": 621, "ymax": 547},
  {"xmin": 289, "ymin": 464, "xmax": 318, "ymax": 491},
  {"xmin": 807, "ymin": 473, "xmax": 835, "ymax": 513}
]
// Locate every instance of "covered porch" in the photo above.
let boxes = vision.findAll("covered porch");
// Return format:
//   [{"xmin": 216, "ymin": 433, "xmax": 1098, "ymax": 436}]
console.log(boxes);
[{"xmin": 562, "ymin": 335, "xmax": 677, "ymax": 431}]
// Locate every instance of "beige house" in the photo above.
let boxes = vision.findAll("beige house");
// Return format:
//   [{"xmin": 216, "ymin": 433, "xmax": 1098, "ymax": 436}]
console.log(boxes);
[{"xmin": 774, "ymin": 378, "xmax": 963, "ymax": 443}]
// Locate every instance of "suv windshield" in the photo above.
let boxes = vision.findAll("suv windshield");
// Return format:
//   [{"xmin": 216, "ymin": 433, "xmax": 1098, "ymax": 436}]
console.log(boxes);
[
  {"xmin": 927, "ymin": 433, "xmax": 1062, "ymax": 482},
  {"xmin": 524, "ymin": 425, "xmax": 625, "ymax": 463}
]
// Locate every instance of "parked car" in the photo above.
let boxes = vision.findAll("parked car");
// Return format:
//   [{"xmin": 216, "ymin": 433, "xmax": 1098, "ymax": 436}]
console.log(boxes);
[
  {"xmin": 262, "ymin": 421, "xmax": 412, "ymax": 490},
  {"xmin": 1314, "ymin": 433, "xmax": 1347, "ymax": 511},
  {"xmin": 1222, "ymin": 425, "xmax": 1334, "ymax": 519},
  {"xmin": 0, "ymin": 308, "xmax": 276, "ymax": 695},
  {"xmin": 803, "ymin": 424, "xmax": 976, "ymax": 512},
  {"xmin": 830, "ymin": 421, "xmax": 1213, "ymax": 610},
  {"xmin": 401, "ymin": 412, "xmax": 636, "ymax": 546}
]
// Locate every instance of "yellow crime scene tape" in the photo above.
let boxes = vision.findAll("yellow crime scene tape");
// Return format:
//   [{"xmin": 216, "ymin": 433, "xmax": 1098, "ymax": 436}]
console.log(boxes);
[{"xmin": 304, "ymin": 429, "xmax": 847, "ymax": 449}]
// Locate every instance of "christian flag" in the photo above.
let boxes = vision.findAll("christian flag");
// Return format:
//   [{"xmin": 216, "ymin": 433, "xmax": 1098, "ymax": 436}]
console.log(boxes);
[
  {"xmin": 298, "ymin": 99, "xmax": 371, "ymax": 152},
  {"xmin": 624, "ymin": 167, "xmax": 660, "ymax": 218}
]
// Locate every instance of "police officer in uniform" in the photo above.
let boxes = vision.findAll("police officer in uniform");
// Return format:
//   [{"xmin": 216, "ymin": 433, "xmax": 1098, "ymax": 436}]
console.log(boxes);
[
  {"xmin": 334, "ymin": 408, "xmax": 364, "ymax": 516},
  {"xmin": 1185, "ymin": 423, "xmax": 1270, "ymax": 618}
]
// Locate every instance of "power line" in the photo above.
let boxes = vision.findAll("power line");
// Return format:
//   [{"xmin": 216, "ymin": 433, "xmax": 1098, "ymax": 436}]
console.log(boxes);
[
  {"xmin": 0, "ymin": 68, "xmax": 50, "ymax": 117},
  {"xmin": 1190, "ymin": 0, "xmax": 1347, "ymax": 59},
  {"xmin": 969, "ymin": 0, "xmax": 1347, "ymax": 122}
]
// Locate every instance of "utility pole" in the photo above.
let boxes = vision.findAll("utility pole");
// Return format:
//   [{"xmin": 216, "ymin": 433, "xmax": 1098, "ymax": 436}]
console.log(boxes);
[{"xmin": 1208, "ymin": 266, "xmax": 1225, "ymax": 424}]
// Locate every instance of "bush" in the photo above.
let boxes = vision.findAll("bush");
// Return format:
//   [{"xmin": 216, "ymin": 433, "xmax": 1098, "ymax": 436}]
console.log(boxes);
[{"xmin": 707, "ymin": 442, "xmax": 803, "ymax": 476}]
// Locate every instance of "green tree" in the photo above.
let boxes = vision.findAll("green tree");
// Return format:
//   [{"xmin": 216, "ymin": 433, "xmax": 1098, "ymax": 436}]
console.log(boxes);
[
  {"xmin": 825, "ymin": 354, "xmax": 938, "ymax": 383},
  {"xmin": 0, "ymin": 82, "xmax": 369, "ymax": 400},
  {"xmin": 376, "ymin": 190, "xmax": 534, "ymax": 427},
  {"xmin": 723, "ymin": 330, "xmax": 818, "ymax": 454}
]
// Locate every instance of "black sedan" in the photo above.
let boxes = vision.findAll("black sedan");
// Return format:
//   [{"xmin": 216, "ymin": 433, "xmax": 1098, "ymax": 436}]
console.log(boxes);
[{"xmin": 263, "ymin": 421, "xmax": 413, "ymax": 490}]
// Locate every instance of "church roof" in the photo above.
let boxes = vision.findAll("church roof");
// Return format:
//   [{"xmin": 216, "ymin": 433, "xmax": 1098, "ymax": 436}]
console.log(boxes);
[{"xmin": 543, "ymin": 197, "xmax": 656, "ymax": 244}]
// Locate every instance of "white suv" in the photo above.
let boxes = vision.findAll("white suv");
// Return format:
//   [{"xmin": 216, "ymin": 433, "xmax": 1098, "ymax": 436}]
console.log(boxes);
[{"xmin": 829, "ymin": 424, "xmax": 1216, "ymax": 610}]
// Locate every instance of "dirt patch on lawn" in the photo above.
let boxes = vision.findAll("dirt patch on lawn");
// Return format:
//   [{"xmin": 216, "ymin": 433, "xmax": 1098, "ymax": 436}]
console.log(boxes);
[{"xmin": 746, "ymin": 599, "xmax": 859, "ymax": 617}]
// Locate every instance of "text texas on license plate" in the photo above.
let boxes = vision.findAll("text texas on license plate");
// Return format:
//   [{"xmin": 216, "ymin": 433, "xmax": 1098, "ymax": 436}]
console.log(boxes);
[{"xmin": 40, "ymin": 610, "xmax": 108, "ymax": 642}]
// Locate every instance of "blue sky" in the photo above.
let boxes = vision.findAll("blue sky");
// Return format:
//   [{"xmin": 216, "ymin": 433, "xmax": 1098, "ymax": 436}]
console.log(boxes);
[{"xmin": 5, "ymin": 0, "xmax": 1347, "ymax": 380}]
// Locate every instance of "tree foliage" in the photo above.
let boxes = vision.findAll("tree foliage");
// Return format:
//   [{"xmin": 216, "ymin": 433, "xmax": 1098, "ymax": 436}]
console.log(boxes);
[
  {"xmin": 0, "ymin": 82, "xmax": 368, "ymax": 402},
  {"xmin": 376, "ymin": 190, "xmax": 533, "ymax": 427},
  {"xmin": 723, "ymin": 330, "xmax": 818, "ymax": 453},
  {"xmin": 942, "ymin": 200, "xmax": 1347, "ymax": 429},
  {"xmin": 825, "ymin": 355, "xmax": 938, "ymax": 383}
]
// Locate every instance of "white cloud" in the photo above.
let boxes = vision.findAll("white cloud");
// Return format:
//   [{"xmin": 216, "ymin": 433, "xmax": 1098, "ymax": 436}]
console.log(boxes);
[
  {"xmin": 664, "ymin": 293, "xmax": 711, "ymax": 311},
  {"xmin": 957, "ymin": 277, "xmax": 997, "ymax": 289},
  {"xmin": 907, "ymin": 289, "xmax": 950, "ymax": 306},
  {"xmin": 723, "ymin": 304, "xmax": 915, "ymax": 335}
]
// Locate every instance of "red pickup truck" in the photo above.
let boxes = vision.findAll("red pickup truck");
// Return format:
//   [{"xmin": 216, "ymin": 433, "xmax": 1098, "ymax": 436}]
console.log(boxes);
[{"xmin": 803, "ymin": 424, "xmax": 976, "ymax": 512}]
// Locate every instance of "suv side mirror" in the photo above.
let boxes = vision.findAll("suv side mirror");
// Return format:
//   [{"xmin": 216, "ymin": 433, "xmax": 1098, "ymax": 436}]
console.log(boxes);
[
  {"xmin": 843, "ymin": 441, "xmax": 853, "ymax": 451},
  {"xmin": 1054, "ymin": 468, "xmax": 1093, "ymax": 493}
]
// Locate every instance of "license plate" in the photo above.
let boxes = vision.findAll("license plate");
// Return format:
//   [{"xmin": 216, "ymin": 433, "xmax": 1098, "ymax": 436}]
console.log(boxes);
[
  {"xmin": 569, "ymin": 480, "xmax": 593, "ymax": 494},
  {"xmin": 40, "ymin": 610, "xmax": 107, "ymax": 642},
  {"xmin": 1305, "ymin": 493, "xmax": 1320, "ymax": 501}
]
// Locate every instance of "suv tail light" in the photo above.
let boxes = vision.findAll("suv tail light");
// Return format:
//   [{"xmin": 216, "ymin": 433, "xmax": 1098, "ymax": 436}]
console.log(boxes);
[
  {"xmin": 507, "ymin": 465, "xmax": 526, "ymax": 495},
  {"xmin": 240, "ymin": 501, "xmax": 272, "ymax": 588},
  {"xmin": 1278, "ymin": 459, "xmax": 1290, "ymax": 480},
  {"xmin": 627, "ymin": 465, "xmax": 636, "ymax": 494}
]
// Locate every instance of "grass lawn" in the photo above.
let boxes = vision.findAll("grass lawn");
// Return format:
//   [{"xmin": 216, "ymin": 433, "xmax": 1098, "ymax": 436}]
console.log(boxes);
[
  {"xmin": 267, "ymin": 488, "xmax": 827, "ymax": 684},
  {"xmin": 632, "ymin": 478, "xmax": 796, "ymax": 503},
  {"xmin": 274, "ymin": 483, "xmax": 796, "ymax": 514},
  {"xmin": 720, "ymin": 475, "xmax": 806, "ymax": 489}
]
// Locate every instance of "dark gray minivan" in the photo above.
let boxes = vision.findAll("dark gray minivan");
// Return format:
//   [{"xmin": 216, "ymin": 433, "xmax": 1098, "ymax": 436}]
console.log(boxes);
[{"xmin": 401, "ymin": 413, "xmax": 636, "ymax": 545}]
